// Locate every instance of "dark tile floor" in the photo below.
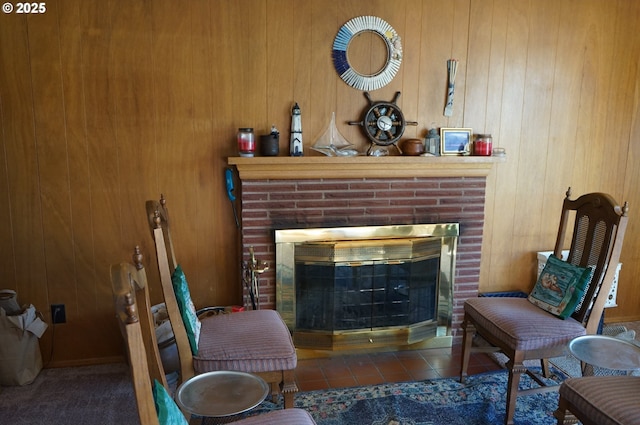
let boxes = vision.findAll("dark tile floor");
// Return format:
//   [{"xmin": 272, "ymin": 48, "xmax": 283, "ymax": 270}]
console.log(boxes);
[{"xmin": 294, "ymin": 345, "xmax": 502, "ymax": 391}]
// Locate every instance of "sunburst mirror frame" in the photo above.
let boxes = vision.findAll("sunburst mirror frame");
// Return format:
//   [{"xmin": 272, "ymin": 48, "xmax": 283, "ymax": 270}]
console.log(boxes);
[{"xmin": 332, "ymin": 16, "xmax": 403, "ymax": 91}]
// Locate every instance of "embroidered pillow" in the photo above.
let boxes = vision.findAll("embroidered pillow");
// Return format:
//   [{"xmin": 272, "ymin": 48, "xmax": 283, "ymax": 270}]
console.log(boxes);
[
  {"xmin": 171, "ymin": 265, "xmax": 201, "ymax": 355},
  {"xmin": 528, "ymin": 254, "xmax": 592, "ymax": 319},
  {"xmin": 152, "ymin": 379, "xmax": 189, "ymax": 425}
]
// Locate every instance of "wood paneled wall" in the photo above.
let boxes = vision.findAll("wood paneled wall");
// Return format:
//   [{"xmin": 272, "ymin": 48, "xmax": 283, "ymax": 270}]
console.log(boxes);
[{"xmin": 0, "ymin": 0, "xmax": 638, "ymax": 366}]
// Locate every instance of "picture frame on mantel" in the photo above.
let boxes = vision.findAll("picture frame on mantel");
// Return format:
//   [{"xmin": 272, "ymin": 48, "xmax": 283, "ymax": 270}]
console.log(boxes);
[{"xmin": 440, "ymin": 128, "xmax": 472, "ymax": 155}]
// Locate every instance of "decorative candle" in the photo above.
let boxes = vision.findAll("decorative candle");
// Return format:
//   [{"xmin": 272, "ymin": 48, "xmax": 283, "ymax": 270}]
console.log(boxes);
[
  {"xmin": 237, "ymin": 128, "xmax": 255, "ymax": 157},
  {"xmin": 473, "ymin": 134, "xmax": 492, "ymax": 156}
]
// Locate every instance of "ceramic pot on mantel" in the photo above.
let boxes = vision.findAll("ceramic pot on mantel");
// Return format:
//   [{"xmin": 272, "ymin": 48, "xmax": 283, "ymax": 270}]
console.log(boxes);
[{"xmin": 400, "ymin": 138, "xmax": 425, "ymax": 156}]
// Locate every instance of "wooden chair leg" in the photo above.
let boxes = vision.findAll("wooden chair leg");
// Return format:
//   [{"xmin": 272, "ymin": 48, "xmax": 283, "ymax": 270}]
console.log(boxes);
[
  {"xmin": 460, "ymin": 318, "xmax": 475, "ymax": 383},
  {"xmin": 541, "ymin": 358, "xmax": 551, "ymax": 377},
  {"xmin": 187, "ymin": 415, "xmax": 202, "ymax": 425},
  {"xmin": 281, "ymin": 369, "xmax": 298, "ymax": 409},
  {"xmin": 269, "ymin": 381, "xmax": 279, "ymax": 403},
  {"xmin": 553, "ymin": 403, "xmax": 567, "ymax": 425},
  {"xmin": 505, "ymin": 360, "xmax": 524, "ymax": 425},
  {"xmin": 553, "ymin": 396, "xmax": 579, "ymax": 425}
]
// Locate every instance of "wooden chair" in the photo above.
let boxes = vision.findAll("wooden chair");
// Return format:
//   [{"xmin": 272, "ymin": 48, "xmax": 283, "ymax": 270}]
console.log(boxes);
[
  {"xmin": 460, "ymin": 189, "xmax": 629, "ymax": 425},
  {"xmin": 554, "ymin": 375, "xmax": 640, "ymax": 425},
  {"xmin": 110, "ymin": 253, "xmax": 316, "ymax": 425},
  {"xmin": 145, "ymin": 195, "xmax": 298, "ymax": 408}
]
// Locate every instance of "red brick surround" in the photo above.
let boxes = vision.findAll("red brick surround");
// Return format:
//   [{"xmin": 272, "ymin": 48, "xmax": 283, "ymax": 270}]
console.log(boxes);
[{"xmin": 238, "ymin": 176, "xmax": 486, "ymax": 344}]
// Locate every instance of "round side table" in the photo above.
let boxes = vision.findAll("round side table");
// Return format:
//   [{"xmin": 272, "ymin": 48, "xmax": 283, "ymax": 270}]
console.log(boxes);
[
  {"xmin": 569, "ymin": 335, "xmax": 640, "ymax": 375},
  {"xmin": 175, "ymin": 370, "xmax": 269, "ymax": 421}
]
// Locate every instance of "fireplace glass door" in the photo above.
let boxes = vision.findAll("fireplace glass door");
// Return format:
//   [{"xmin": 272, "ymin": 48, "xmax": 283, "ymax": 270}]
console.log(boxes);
[
  {"xmin": 294, "ymin": 237, "xmax": 441, "ymax": 335},
  {"xmin": 296, "ymin": 256, "xmax": 439, "ymax": 332}
]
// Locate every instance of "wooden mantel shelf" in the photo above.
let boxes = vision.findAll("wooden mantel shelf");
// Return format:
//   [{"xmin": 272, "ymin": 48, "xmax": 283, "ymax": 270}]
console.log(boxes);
[{"xmin": 228, "ymin": 155, "xmax": 505, "ymax": 180}]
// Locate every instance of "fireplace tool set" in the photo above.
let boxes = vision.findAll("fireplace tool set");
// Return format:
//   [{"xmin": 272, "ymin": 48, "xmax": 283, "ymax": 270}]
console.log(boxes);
[{"xmin": 242, "ymin": 246, "xmax": 269, "ymax": 310}]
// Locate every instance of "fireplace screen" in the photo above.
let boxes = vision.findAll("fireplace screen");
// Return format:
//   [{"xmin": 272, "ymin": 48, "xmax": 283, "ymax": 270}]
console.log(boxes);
[
  {"xmin": 295, "ymin": 238, "xmax": 440, "ymax": 331},
  {"xmin": 276, "ymin": 224, "xmax": 459, "ymax": 350}
]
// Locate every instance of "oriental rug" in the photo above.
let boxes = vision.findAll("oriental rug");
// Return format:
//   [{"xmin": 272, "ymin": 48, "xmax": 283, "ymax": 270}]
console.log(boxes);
[{"xmin": 243, "ymin": 368, "xmax": 567, "ymax": 425}]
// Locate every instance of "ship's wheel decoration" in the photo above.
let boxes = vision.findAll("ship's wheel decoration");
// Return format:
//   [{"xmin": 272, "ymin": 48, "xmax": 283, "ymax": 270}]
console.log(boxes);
[
  {"xmin": 348, "ymin": 91, "xmax": 418, "ymax": 154},
  {"xmin": 332, "ymin": 16, "xmax": 402, "ymax": 91}
]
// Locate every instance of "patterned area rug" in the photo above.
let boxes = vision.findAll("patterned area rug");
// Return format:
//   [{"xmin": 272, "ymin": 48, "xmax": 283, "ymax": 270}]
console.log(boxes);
[{"xmin": 245, "ymin": 368, "xmax": 567, "ymax": 425}]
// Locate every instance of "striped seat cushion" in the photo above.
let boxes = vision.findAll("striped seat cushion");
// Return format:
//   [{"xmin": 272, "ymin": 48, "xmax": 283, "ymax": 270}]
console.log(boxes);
[
  {"xmin": 560, "ymin": 376, "xmax": 640, "ymax": 425},
  {"xmin": 464, "ymin": 297, "xmax": 586, "ymax": 351},
  {"xmin": 194, "ymin": 309, "xmax": 297, "ymax": 373},
  {"xmin": 237, "ymin": 408, "xmax": 316, "ymax": 425}
]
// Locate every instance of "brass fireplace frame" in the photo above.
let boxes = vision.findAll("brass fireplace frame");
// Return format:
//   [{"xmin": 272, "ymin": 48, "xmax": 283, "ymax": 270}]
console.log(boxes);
[{"xmin": 275, "ymin": 223, "xmax": 459, "ymax": 351}]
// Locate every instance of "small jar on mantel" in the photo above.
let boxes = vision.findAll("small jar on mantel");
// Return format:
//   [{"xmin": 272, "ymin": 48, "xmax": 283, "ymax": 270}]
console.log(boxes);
[
  {"xmin": 473, "ymin": 134, "xmax": 492, "ymax": 156},
  {"xmin": 237, "ymin": 128, "xmax": 255, "ymax": 157}
]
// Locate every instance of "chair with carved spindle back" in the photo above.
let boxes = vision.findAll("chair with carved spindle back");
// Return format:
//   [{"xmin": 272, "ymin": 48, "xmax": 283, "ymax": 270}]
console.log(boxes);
[
  {"xmin": 460, "ymin": 189, "xmax": 629, "ymax": 425},
  {"xmin": 145, "ymin": 194, "xmax": 298, "ymax": 408}
]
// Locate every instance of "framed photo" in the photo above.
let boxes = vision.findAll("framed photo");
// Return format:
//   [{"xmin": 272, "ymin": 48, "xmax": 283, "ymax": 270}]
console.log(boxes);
[{"xmin": 440, "ymin": 128, "xmax": 472, "ymax": 155}]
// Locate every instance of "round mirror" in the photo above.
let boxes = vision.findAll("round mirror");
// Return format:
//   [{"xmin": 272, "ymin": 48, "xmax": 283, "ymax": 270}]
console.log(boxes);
[
  {"xmin": 347, "ymin": 30, "xmax": 389, "ymax": 77},
  {"xmin": 332, "ymin": 16, "xmax": 402, "ymax": 91}
]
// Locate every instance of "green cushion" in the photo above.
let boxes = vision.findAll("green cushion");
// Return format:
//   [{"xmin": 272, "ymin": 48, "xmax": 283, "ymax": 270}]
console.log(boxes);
[
  {"xmin": 171, "ymin": 265, "xmax": 201, "ymax": 355},
  {"xmin": 528, "ymin": 254, "xmax": 592, "ymax": 319},
  {"xmin": 152, "ymin": 379, "xmax": 188, "ymax": 425}
]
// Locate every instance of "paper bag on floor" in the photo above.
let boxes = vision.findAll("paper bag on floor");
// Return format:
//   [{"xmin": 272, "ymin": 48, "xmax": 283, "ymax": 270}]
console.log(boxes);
[{"xmin": 0, "ymin": 305, "xmax": 48, "ymax": 386}]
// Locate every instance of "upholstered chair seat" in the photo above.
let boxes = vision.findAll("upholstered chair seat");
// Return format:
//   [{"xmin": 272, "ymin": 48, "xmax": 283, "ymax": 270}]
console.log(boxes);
[
  {"xmin": 557, "ymin": 376, "xmax": 640, "ymax": 425},
  {"xmin": 464, "ymin": 297, "xmax": 586, "ymax": 353},
  {"xmin": 236, "ymin": 408, "xmax": 318, "ymax": 425},
  {"xmin": 195, "ymin": 309, "xmax": 297, "ymax": 373}
]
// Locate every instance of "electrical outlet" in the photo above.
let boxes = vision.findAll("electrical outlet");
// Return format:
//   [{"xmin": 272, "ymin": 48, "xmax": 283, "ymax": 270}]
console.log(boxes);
[{"xmin": 51, "ymin": 304, "xmax": 66, "ymax": 324}]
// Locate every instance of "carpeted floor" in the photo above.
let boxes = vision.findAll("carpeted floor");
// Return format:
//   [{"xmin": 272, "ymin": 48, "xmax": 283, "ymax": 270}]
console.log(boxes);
[{"xmin": 0, "ymin": 363, "xmax": 138, "ymax": 425}]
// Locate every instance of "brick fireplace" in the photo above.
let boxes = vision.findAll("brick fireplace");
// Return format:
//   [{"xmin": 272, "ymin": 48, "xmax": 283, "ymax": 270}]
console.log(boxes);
[{"xmin": 229, "ymin": 156, "xmax": 499, "ymax": 346}]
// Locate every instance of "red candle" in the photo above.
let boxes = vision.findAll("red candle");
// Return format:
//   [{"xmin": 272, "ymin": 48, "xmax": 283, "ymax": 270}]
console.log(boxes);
[
  {"xmin": 474, "ymin": 134, "xmax": 492, "ymax": 156},
  {"xmin": 237, "ymin": 128, "xmax": 255, "ymax": 157}
]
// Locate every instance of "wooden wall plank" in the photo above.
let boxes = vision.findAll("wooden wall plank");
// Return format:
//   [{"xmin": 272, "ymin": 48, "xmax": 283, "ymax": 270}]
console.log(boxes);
[
  {"xmin": 508, "ymin": 0, "xmax": 559, "ymax": 285},
  {"xmin": 417, "ymin": 1, "xmax": 453, "ymax": 133},
  {"xmin": 600, "ymin": 0, "xmax": 636, "ymax": 197},
  {"xmin": 189, "ymin": 1, "xmax": 228, "ymax": 304},
  {"xmin": 58, "ymin": 0, "xmax": 95, "ymax": 325},
  {"xmin": 110, "ymin": 0, "xmax": 155, "ymax": 248},
  {"xmin": 613, "ymin": 0, "xmax": 640, "ymax": 321},
  {"xmin": 400, "ymin": 0, "xmax": 424, "ymax": 140},
  {"xmin": 0, "ymin": 14, "xmax": 36, "ymax": 294},
  {"xmin": 539, "ymin": 0, "xmax": 587, "ymax": 240},
  {"xmin": 465, "ymin": 0, "xmax": 493, "ymax": 132},
  {"xmin": 206, "ymin": 1, "xmax": 242, "ymax": 305},
  {"xmin": 79, "ymin": 0, "xmax": 123, "ymax": 362},
  {"xmin": 28, "ymin": 1, "xmax": 77, "ymax": 354},
  {"xmin": 482, "ymin": 0, "xmax": 528, "ymax": 291},
  {"xmin": 266, "ymin": 0, "xmax": 295, "ymax": 140},
  {"xmin": 290, "ymin": 1, "xmax": 313, "ymax": 151},
  {"xmin": 150, "ymin": 0, "xmax": 200, "ymax": 303},
  {"xmin": 309, "ymin": 1, "xmax": 339, "ymax": 148},
  {"xmin": 0, "ymin": 13, "xmax": 49, "ymax": 313},
  {"xmin": 57, "ymin": 0, "xmax": 121, "ymax": 361},
  {"xmin": 478, "ymin": 0, "xmax": 508, "ymax": 285}
]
